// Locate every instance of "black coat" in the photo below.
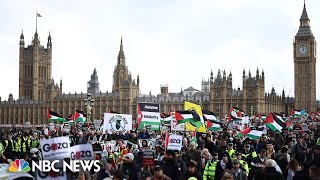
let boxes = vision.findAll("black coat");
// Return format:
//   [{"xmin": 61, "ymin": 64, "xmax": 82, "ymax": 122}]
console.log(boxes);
[
  {"xmin": 254, "ymin": 167, "xmax": 285, "ymax": 180},
  {"xmin": 162, "ymin": 159, "xmax": 182, "ymax": 180},
  {"xmin": 121, "ymin": 162, "xmax": 140, "ymax": 180}
]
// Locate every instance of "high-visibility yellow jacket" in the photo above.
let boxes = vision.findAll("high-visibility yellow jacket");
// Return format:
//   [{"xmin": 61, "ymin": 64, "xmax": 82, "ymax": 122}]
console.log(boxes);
[{"xmin": 203, "ymin": 160, "xmax": 218, "ymax": 180}]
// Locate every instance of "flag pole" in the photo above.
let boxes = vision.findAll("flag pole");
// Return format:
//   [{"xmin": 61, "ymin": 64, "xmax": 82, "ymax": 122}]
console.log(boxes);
[{"xmin": 36, "ymin": 10, "xmax": 38, "ymax": 32}]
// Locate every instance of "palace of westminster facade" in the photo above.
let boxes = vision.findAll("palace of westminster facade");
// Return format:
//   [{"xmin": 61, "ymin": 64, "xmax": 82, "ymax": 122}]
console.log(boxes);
[{"xmin": 0, "ymin": 3, "xmax": 317, "ymax": 126}]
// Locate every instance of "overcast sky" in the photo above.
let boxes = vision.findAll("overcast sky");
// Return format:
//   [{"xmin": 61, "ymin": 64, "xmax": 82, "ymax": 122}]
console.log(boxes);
[{"xmin": 0, "ymin": 0, "xmax": 320, "ymax": 100}]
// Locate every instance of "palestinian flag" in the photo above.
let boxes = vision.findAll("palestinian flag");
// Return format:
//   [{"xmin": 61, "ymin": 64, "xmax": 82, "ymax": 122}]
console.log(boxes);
[
  {"xmin": 207, "ymin": 120, "xmax": 222, "ymax": 131},
  {"xmin": 191, "ymin": 130, "xmax": 198, "ymax": 146},
  {"xmin": 68, "ymin": 110, "xmax": 86, "ymax": 122},
  {"xmin": 286, "ymin": 121, "xmax": 293, "ymax": 130},
  {"xmin": 230, "ymin": 106, "xmax": 244, "ymax": 119},
  {"xmin": 202, "ymin": 110, "xmax": 217, "ymax": 121},
  {"xmin": 161, "ymin": 112, "xmax": 171, "ymax": 124},
  {"xmin": 238, "ymin": 127, "xmax": 263, "ymax": 140},
  {"xmin": 228, "ymin": 114, "xmax": 242, "ymax": 122},
  {"xmin": 292, "ymin": 108, "xmax": 303, "ymax": 117},
  {"xmin": 175, "ymin": 110, "xmax": 203, "ymax": 128},
  {"xmin": 47, "ymin": 108, "xmax": 66, "ymax": 122},
  {"xmin": 264, "ymin": 113, "xmax": 285, "ymax": 132}
]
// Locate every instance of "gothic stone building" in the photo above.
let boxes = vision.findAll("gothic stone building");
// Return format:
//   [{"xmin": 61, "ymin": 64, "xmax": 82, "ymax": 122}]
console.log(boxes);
[
  {"xmin": 0, "ymin": 3, "xmax": 313, "ymax": 126},
  {"xmin": 294, "ymin": 3, "xmax": 317, "ymax": 112}
]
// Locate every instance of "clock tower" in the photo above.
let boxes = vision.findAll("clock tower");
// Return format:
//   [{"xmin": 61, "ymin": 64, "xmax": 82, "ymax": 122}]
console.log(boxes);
[{"xmin": 294, "ymin": 2, "xmax": 317, "ymax": 112}]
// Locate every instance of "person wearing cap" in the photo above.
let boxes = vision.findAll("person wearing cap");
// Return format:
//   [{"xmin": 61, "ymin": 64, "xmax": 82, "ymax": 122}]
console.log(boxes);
[
  {"xmin": 203, "ymin": 151, "xmax": 232, "ymax": 180},
  {"xmin": 184, "ymin": 161, "xmax": 202, "ymax": 180},
  {"xmin": 161, "ymin": 149, "xmax": 182, "ymax": 180},
  {"xmin": 120, "ymin": 153, "xmax": 140, "ymax": 180},
  {"xmin": 241, "ymin": 144, "xmax": 257, "ymax": 168},
  {"xmin": 235, "ymin": 152, "xmax": 249, "ymax": 176},
  {"xmin": 151, "ymin": 165, "xmax": 171, "ymax": 180},
  {"xmin": 231, "ymin": 159, "xmax": 248, "ymax": 180},
  {"xmin": 226, "ymin": 143, "xmax": 236, "ymax": 159}
]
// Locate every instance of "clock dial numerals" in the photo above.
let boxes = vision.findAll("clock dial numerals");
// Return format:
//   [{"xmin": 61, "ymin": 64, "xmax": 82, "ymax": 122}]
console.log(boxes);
[{"xmin": 298, "ymin": 45, "xmax": 308, "ymax": 55}]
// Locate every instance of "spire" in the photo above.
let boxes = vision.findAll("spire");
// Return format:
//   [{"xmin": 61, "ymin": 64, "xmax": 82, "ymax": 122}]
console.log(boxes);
[
  {"xmin": 93, "ymin": 67, "xmax": 97, "ymax": 75},
  {"xmin": 120, "ymin": 36, "xmax": 123, "ymax": 52},
  {"xmin": 117, "ymin": 37, "xmax": 126, "ymax": 65},
  {"xmin": 20, "ymin": 30, "xmax": 24, "ymax": 39},
  {"xmin": 300, "ymin": 1, "xmax": 309, "ymax": 21},
  {"xmin": 20, "ymin": 30, "xmax": 24, "ymax": 47},
  {"xmin": 47, "ymin": 31, "xmax": 52, "ymax": 48}
]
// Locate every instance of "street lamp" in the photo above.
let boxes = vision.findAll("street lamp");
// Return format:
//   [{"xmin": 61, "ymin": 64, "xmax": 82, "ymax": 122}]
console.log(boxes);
[{"xmin": 84, "ymin": 93, "xmax": 95, "ymax": 124}]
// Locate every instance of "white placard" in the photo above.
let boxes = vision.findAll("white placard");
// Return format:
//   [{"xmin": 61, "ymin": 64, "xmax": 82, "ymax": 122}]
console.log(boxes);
[
  {"xmin": 170, "ymin": 118, "xmax": 185, "ymax": 131},
  {"xmin": 103, "ymin": 113, "xmax": 132, "ymax": 133},
  {"xmin": 40, "ymin": 136, "xmax": 71, "ymax": 160},
  {"xmin": 167, "ymin": 135, "xmax": 183, "ymax": 151},
  {"xmin": 70, "ymin": 144, "xmax": 94, "ymax": 160}
]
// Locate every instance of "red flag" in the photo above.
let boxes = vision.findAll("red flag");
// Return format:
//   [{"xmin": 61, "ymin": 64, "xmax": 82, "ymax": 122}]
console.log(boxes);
[
  {"xmin": 164, "ymin": 131, "xmax": 169, "ymax": 148},
  {"xmin": 137, "ymin": 105, "xmax": 143, "ymax": 128}
]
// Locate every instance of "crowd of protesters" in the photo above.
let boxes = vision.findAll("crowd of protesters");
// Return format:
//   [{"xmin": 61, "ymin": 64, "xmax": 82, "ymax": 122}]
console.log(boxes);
[{"xmin": 1, "ymin": 117, "xmax": 320, "ymax": 180}]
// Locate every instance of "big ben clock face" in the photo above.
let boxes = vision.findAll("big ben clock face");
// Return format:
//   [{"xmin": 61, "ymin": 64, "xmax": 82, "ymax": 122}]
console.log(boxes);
[{"xmin": 298, "ymin": 45, "xmax": 308, "ymax": 55}]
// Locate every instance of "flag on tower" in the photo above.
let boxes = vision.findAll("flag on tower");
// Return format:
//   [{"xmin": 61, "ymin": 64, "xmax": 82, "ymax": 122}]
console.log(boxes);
[{"xmin": 37, "ymin": 13, "xmax": 42, "ymax": 17}]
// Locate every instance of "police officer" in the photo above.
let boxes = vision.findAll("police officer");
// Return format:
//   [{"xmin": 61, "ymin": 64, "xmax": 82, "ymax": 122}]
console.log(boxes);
[
  {"xmin": 226, "ymin": 143, "xmax": 236, "ymax": 159},
  {"xmin": 15, "ymin": 133, "xmax": 22, "ymax": 158},
  {"xmin": 241, "ymin": 144, "xmax": 257, "ymax": 166},
  {"xmin": 235, "ymin": 152, "xmax": 249, "ymax": 176},
  {"xmin": 203, "ymin": 151, "xmax": 232, "ymax": 180},
  {"xmin": 2, "ymin": 134, "xmax": 15, "ymax": 158}
]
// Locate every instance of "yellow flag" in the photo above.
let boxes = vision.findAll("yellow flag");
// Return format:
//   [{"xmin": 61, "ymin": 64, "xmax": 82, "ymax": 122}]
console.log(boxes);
[{"xmin": 184, "ymin": 101, "xmax": 206, "ymax": 133}]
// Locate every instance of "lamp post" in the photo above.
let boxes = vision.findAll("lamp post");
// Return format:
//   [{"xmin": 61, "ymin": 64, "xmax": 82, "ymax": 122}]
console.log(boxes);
[{"xmin": 84, "ymin": 93, "xmax": 95, "ymax": 124}]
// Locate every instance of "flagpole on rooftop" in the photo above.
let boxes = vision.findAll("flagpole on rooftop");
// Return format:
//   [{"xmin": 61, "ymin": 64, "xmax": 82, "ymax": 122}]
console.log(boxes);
[{"xmin": 36, "ymin": 10, "xmax": 38, "ymax": 32}]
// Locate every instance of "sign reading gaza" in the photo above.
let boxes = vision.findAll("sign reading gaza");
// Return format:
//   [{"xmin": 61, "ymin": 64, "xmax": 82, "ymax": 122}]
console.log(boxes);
[{"xmin": 40, "ymin": 137, "xmax": 71, "ymax": 160}]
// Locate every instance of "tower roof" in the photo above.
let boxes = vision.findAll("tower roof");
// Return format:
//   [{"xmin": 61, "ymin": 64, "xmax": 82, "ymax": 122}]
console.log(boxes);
[
  {"xmin": 300, "ymin": 2, "xmax": 309, "ymax": 21},
  {"xmin": 296, "ymin": 1, "xmax": 313, "ymax": 37}
]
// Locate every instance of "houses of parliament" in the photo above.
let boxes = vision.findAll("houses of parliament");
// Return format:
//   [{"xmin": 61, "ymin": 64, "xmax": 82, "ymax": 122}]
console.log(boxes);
[{"xmin": 0, "ymin": 3, "xmax": 317, "ymax": 126}]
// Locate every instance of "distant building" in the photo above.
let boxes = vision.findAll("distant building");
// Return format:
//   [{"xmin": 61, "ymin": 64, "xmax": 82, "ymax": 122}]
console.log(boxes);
[{"xmin": 0, "ymin": 3, "xmax": 315, "ymax": 125}]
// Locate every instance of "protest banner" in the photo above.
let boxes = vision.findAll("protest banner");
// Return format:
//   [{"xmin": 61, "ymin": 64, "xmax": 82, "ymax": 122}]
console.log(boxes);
[
  {"xmin": 142, "ymin": 150, "xmax": 155, "ymax": 166},
  {"xmin": 167, "ymin": 134, "xmax": 182, "ymax": 150},
  {"xmin": 171, "ymin": 118, "xmax": 185, "ymax": 131},
  {"xmin": 137, "ymin": 103, "xmax": 161, "ymax": 131},
  {"xmin": 40, "ymin": 136, "xmax": 71, "ymax": 160},
  {"xmin": 70, "ymin": 144, "xmax": 94, "ymax": 160},
  {"xmin": 103, "ymin": 113, "xmax": 132, "ymax": 133},
  {"xmin": 94, "ymin": 119, "xmax": 102, "ymax": 130}
]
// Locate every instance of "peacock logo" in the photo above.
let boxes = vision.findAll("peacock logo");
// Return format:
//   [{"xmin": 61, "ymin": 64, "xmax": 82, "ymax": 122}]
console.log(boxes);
[{"xmin": 9, "ymin": 159, "xmax": 30, "ymax": 172}]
